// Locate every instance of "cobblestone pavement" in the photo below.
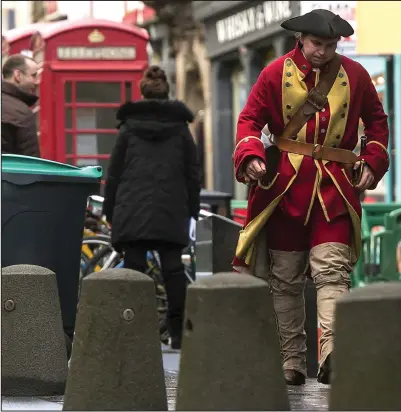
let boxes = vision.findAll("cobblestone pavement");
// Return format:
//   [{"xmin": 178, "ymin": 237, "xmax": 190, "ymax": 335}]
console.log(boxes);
[{"xmin": 2, "ymin": 350, "xmax": 329, "ymax": 411}]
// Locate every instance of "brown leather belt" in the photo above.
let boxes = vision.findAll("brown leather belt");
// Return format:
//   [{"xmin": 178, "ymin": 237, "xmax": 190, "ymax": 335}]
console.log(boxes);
[{"xmin": 273, "ymin": 136, "xmax": 358, "ymax": 164}]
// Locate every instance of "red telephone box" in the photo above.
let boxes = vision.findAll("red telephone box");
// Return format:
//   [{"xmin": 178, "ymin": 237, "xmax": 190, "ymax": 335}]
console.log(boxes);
[{"xmin": 7, "ymin": 19, "xmax": 149, "ymax": 177}]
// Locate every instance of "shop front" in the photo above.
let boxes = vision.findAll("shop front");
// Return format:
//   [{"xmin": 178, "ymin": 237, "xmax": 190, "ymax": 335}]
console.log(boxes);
[{"xmin": 193, "ymin": 0, "xmax": 301, "ymax": 198}]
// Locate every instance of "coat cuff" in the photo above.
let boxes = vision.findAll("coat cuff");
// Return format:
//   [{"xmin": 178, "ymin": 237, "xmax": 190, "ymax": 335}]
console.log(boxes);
[
  {"xmin": 359, "ymin": 140, "xmax": 390, "ymax": 189},
  {"xmin": 233, "ymin": 136, "xmax": 265, "ymax": 182}
]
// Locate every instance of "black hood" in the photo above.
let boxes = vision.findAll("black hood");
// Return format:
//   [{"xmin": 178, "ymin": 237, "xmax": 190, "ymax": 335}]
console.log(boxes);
[{"xmin": 116, "ymin": 99, "xmax": 195, "ymax": 141}]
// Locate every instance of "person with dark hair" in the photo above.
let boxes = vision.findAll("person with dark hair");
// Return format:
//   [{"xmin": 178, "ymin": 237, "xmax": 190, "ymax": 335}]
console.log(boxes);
[
  {"xmin": 2, "ymin": 53, "xmax": 40, "ymax": 157},
  {"xmin": 103, "ymin": 65, "xmax": 201, "ymax": 350}
]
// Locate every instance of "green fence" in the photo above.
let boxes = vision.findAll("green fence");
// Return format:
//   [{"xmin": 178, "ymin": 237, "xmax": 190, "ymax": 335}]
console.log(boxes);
[{"xmin": 351, "ymin": 203, "xmax": 401, "ymax": 287}]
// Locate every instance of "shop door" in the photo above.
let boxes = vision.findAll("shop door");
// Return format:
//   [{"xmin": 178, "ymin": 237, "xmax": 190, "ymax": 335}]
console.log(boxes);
[{"xmin": 55, "ymin": 73, "xmax": 141, "ymax": 182}]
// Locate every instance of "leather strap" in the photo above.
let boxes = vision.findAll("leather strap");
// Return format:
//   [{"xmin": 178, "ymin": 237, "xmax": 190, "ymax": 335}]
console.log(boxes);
[
  {"xmin": 273, "ymin": 136, "xmax": 358, "ymax": 164},
  {"xmin": 282, "ymin": 53, "xmax": 343, "ymax": 140}
]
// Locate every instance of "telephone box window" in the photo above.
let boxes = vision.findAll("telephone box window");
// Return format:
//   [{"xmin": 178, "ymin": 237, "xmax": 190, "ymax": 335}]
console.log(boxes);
[{"xmin": 76, "ymin": 81, "xmax": 121, "ymax": 103}]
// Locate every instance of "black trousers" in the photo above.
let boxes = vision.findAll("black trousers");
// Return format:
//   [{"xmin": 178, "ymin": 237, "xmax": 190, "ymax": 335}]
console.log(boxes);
[{"xmin": 123, "ymin": 241, "xmax": 187, "ymax": 342}]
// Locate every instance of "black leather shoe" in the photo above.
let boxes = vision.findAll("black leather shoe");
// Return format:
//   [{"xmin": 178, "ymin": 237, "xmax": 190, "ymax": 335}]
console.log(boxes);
[
  {"xmin": 317, "ymin": 354, "xmax": 331, "ymax": 384},
  {"xmin": 284, "ymin": 369, "xmax": 306, "ymax": 385}
]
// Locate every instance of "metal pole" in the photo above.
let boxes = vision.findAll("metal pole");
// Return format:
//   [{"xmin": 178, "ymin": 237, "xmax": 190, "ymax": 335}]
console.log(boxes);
[
  {"xmin": 383, "ymin": 56, "xmax": 392, "ymax": 203},
  {"xmin": 394, "ymin": 54, "xmax": 401, "ymax": 202}
]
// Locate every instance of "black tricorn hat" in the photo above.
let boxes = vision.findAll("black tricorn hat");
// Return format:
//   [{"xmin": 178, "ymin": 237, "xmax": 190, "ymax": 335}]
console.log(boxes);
[{"xmin": 281, "ymin": 9, "xmax": 354, "ymax": 38}]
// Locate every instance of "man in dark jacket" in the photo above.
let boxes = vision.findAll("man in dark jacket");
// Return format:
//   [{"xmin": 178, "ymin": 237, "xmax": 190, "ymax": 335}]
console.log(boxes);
[
  {"xmin": 103, "ymin": 65, "xmax": 201, "ymax": 350},
  {"xmin": 2, "ymin": 54, "xmax": 40, "ymax": 157}
]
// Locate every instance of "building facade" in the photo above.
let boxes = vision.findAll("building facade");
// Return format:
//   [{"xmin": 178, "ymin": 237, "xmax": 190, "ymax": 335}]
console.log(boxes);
[
  {"xmin": 2, "ymin": 1, "xmax": 32, "ymax": 31},
  {"xmin": 193, "ymin": 0, "xmax": 301, "ymax": 198}
]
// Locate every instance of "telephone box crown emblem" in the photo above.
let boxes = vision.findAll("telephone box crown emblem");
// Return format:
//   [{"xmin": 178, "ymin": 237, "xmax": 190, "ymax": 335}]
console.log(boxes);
[{"xmin": 88, "ymin": 30, "xmax": 105, "ymax": 43}]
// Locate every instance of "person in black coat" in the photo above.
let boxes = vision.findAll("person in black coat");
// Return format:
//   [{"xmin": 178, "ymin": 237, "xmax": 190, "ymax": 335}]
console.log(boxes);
[{"xmin": 102, "ymin": 65, "xmax": 201, "ymax": 349}]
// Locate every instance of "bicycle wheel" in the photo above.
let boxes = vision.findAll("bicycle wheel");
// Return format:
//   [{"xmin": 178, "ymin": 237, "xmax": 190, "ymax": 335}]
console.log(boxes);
[{"xmin": 82, "ymin": 243, "xmax": 121, "ymax": 277}]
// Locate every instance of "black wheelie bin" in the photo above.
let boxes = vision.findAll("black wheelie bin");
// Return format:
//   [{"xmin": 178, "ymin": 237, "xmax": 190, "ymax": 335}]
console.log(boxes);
[{"xmin": 1, "ymin": 154, "xmax": 102, "ymax": 341}]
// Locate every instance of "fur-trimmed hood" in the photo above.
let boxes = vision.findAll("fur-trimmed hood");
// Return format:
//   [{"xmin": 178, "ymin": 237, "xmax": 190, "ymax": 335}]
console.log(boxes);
[
  {"xmin": 116, "ymin": 99, "xmax": 195, "ymax": 142},
  {"xmin": 116, "ymin": 99, "xmax": 194, "ymax": 124}
]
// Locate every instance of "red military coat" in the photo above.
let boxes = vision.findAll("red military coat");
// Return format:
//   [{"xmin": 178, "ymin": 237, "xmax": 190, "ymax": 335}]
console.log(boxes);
[{"xmin": 233, "ymin": 43, "xmax": 389, "ymax": 272}]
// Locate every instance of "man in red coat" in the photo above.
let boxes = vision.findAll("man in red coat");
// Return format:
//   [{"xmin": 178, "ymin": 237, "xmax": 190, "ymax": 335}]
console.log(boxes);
[{"xmin": 233, "ymin": 9, "xmax": 389, "ymax": 385}]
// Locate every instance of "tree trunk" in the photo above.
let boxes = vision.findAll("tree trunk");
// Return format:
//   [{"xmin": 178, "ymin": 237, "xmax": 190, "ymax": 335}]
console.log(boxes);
[{"xmin": 192, "ymin": 30, "xmax": 213, "ymax": 190}]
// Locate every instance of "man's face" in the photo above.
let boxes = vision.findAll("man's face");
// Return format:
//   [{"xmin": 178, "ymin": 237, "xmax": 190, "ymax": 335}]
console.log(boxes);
[
  {"xmin": 300, "ymin": 35, "xmax": 339, "ymax": 68},
  {"xmin": 13, "ymin": 58, "xmax": 38, "ymax": 93}
]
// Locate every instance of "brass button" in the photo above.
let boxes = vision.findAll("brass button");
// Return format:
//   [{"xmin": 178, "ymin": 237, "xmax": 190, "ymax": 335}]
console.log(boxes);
[
  {"xmin": 286, "ymin": 72, "xmax": 292, "ymax": 77},
  {"xmin": 341, "ymin": 81, "xmax": 347, "ymax": 86},
  {"xmin": 286, "ymin": 61, "xmax": 292, "ymax": 66},
  {"xmin": 336, "ymin": 134, "xmax": 341, "ymax": 139},
  {"xmin": 320, "ymin": 129, "xmax": 326, "ymax": 134},
  {"xmin": 341, "ymin": 113, "xmax": 346, "ymax": 118},
  {"xmin": 286, "ymin": 104, "xmax": 292, "ymax": 110},
  {"xmin": 301, "ymin": 64, "xmax": 307, "ymax": 69},
  {"xmin": 285, "ymin": 82, "xmax": 292, "ymax": 87},
  {"xmin": 244, "ymin": 138, "xmax": 249, "ymax": 142},
  {"xmin": 339, "ymin": 73, "xmax": 344, "ymax": 78},
  {"xmin": 343, "ymin": 103, "xmax": 348, "ymax": 108},
  {"xmin": 322, "ymin": 108, "xmax": 326, "ymax": 112},
  {"xmin": 321, "ymin": 117, "xmax": 326, "ymax": 122}
]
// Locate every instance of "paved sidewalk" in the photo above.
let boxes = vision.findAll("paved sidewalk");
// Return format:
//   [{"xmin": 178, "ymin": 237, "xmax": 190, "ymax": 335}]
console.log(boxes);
[{"xmin": 2, "ymin": 347, "xmax": 329, "ymax": 411}]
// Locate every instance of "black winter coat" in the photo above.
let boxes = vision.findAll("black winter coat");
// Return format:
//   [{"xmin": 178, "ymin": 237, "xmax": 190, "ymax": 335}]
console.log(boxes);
[
  {"xmin": 103, "ymin": 99, "xmax": 201, "ymax": 250},
  {"xmin": 1, "ymin": 82, "xmax": 40, "ymax": 157}
]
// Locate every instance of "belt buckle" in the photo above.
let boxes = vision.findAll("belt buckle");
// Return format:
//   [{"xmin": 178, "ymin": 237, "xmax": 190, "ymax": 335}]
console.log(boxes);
[{"xmin": 312, "ymin": 144, "xmax": 323, "ymax": 160}]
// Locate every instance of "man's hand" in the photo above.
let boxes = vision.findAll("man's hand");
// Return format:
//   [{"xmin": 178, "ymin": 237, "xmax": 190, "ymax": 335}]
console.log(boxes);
[
  {"xmin": 354, "ymin": 161, "xmax": 375, "ymax": 191},
  {"xmin": 244, "ymin": 157, "xmax": 266, "ymax": 182}
]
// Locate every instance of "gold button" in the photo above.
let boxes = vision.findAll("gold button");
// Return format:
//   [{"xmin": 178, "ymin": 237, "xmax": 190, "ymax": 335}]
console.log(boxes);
[
  {"xmin": 341, "ymin": 81, "xmax": 347, "ymax": 86},
  {"xmin": 320, "ymin": 128, "xmax": 326, "ymax": 134},
  {"xmin": 286, "ymin": 104, "xmax": 292, "ymax": 110},
  {"xmin": 285, "ymin": 82, "xmax": 292, "ymax": 87},
  {"xmin": 286, "ymin": 61, "xmax": 292, "ymax": 66},
  {"xmin": 244, "ymin": 138, "xmax": 249, "ymax": 142},
  {"xmin": 286, "ymin": 72, "xmax": 292, "ymax": 77},
  {"xmin": 322, "ymin": 108, "xmax": 326, "ymax": 112},
  {"xmin": 341, "ymin": 113, "xmax": 346, "ymax": 118},
  {"xmin": 343, "ymin": 103, "xmax": 348, "ymax": 108},
  {"xmin": 301, "ymin": 64, "xmax": 307, "ymax": 69},
  {"xmin": 339, "ymin": 73, "xmax": 344, "ymax": 78},
  {"xmin": 322, "ymin": 117, "xmax": 326, "ymax": 122},
  {"xmin": 336, "ymin": 134, "xmax": 341, "ymax": 139}
]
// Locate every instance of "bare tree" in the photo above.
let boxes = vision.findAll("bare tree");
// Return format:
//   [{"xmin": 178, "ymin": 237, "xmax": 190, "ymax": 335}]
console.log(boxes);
[{"xmin": 143, "ymin": 1, "xmax": 213, "ymax": 189}]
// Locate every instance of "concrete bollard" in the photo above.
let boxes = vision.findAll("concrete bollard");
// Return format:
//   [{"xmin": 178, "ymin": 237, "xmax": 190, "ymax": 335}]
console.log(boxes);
[
  {"xmin": 1, "ymin": 265, "xmax": 68, "ymax": 396},
  {"xmin": 329, "ymin": 282, "xmax": 401, "ymax": 411},
  {"xmin": 176, "ymin": 272, "xmax": 290, "ymax": 411},
  {"xmin": 63, "ymin": 269, "xmax": 167, "ymax": 411}
]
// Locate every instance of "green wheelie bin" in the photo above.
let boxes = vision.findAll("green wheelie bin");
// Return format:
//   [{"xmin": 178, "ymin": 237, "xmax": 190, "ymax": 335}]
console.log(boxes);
[{"xmin": 1, "ymin": 155, "xmax": 102, "ymax": 341}]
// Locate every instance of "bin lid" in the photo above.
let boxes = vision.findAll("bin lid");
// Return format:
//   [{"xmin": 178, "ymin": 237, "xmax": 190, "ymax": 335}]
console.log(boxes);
[{"xmin": 1, "ymin": 155, "xmax": 103, "ymax": 179}]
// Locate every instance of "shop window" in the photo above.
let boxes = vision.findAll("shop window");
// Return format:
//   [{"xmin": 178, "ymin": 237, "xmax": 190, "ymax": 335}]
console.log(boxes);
[{"xmin": 231, "ymin": 66, "xmax": 248, "ymax": 200}]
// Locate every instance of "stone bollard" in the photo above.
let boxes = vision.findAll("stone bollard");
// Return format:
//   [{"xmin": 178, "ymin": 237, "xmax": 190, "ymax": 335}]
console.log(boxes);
[
  {"xmin": 1, "ymin": 265, "xmax": 68, "ymax": 396},
  {"xmin": 63, "ymin": 269, "xmax": 167, "ymax": 411},
  {"xmin": 329, "ymin": 282, "xmax": 401, "ymax": 411},
  {"xmin": 176, "ymin": 272, "xmax": 290, "ymax": 411}
]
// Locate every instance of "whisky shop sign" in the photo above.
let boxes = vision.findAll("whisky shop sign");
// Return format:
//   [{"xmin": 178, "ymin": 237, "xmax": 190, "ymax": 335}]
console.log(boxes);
[{"xmin": 216, "ymin": 0, "xmax": 292, "ymax": 44}]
